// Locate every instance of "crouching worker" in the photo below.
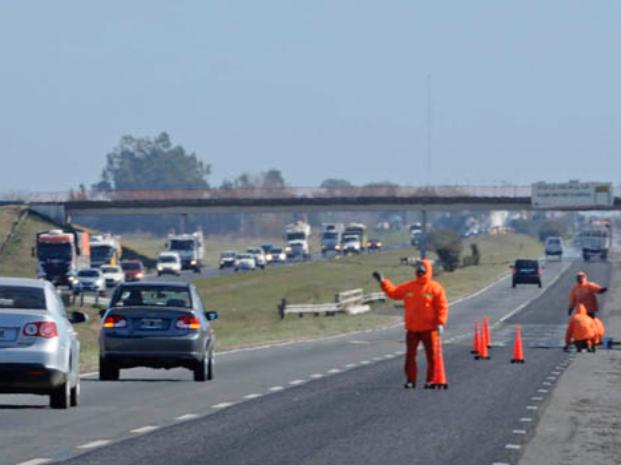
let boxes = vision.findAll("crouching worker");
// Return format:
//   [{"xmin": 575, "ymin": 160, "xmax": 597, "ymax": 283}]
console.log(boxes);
[
  {"xmin": 564, "ymin": 304, "xmax": 597, "ymax": 353},
  {"xmin": 373, "ymin": 259, "xmax": 448, "ymax": 389}
]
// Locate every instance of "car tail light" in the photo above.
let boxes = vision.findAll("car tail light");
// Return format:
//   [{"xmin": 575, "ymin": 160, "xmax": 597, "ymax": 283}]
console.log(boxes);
[
  {"xmin": 176, "ymin": 315, "xmax": 201, "ymax": 330},
  {"xmin": 22, "ymin": 321, "xmax": 58, "ymax": 338},
  {"xmin": 103, "ymin": 314, "xmax": 127, "ymax": 328}
]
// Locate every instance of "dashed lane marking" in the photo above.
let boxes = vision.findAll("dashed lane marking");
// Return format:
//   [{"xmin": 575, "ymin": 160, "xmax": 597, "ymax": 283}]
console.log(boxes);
[
  {"xmin": 175, "ymin": 414, "xmax": 199, "ymax": 421},
  {"xmin": 130, "ymin": 426, "xmax": 158, "ymax": 434},
  {"xmin": 360, "ymin": 360, "xmax": 371, "ymax": 365},
  {"xmin": 512, "ymin": 430, "xmax": 527, "ymax": 434},
  {"xmin": 268, "ymin": 386, "xmax": 284, "ymax": 392},
  {"xmin": 552, "ymin": 371, "xmax": 561, "ymax": 375},
  {"xmin": 491, "ymin": 462, "xmax": 510, "ymax": 465},
  {"xmin": 505, "ymin": 444, "xmax": 521, "ymax": 450},
  {"xmin": 546, "ymin": 376, "xmax": 557, "ymax": 381},
  {"xmin": 310, "ymin": 374, "xmax": 324, "ymax": 379},
  {"xmin": 328, "ymin": 369, "xmax": 341, "ymax": 374},
  {"xmin": 531, "ymin": 397, "xmax": 544, "ymax": 401},
  {"xmin": 542, "ymin": 382, "xmax": 552, "ymax": 386},
  {"xmin": 345, "ymin": 363, "xmax": 358, "ymax": 368},
  {"xmin": 77, "ymin": 440, "xmax": 111, "ymax": 449},
  {"xmin": 212, "ymin": 402, "xmax": 235, "ymax": 409},
  {"xmin": 538, "ymin": 389, "xmax": 549, "ymax": 393},
  {"xmin": 16, "ymin": 459, "xmax": 51, "ymax": 465},
  {"xmin": 289, "ymin": 379, "xmax": 305, "ymax": 385},
  {"xmin": 526, "ymin": 406, "xmax": 538, "ymax": 410},
  {"xmin": 243, "ymin": 393, "xmax": 263, "ymax": 400},
  {"xmin": 520, "ymin": 418, "xmax": 533, "ymax": 422}
]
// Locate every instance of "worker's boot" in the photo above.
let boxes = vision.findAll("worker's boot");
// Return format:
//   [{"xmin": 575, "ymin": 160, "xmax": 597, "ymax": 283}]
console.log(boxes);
[{"xmin": 403, "ymin": 382, "xmax": 415, "ymax": 389}]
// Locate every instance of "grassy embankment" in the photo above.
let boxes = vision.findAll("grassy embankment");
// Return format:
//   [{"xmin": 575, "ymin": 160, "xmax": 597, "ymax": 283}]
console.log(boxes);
[{"xmin": 0, "ymin": 209, "xmax": 542, "ymax": 371}]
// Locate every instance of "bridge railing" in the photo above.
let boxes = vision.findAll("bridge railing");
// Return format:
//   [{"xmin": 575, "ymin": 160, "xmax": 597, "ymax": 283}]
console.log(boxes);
[{"xmin": 6, "ymin": 185, "xmax": 536, "ymax": 203}]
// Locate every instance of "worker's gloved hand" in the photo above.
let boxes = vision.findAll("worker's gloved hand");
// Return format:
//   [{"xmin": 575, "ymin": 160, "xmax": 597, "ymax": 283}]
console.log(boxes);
[
  {"xmin": 372, "ymin": 271, "xmax": 384, "ymax": 283},
  {"xmin": 437, "ymin": 325, "xmax": 444, "ymax": 336},
  {"xmin": 599, "ymin": 287, "xmax": 608, "ymax": 294},
  {"xmin": 567, "ymin": 308, "xmax": 573, "ymax": 316}
]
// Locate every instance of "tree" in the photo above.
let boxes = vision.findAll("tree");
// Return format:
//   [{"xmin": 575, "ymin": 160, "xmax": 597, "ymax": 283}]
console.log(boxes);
[
  {"xmin": 220, "ymin": 169, "xmax": 286, "ymax": 190},
  {"xmin": 428, "ymin": 229, "xmax": 463, "ymax": 272},
  {"xmin": 93, "ymin": 132, "xmax": 210, "ymax": 191},
  {"xmin": 320, "ymin": 178, "xmax": 353, "ymax": 190}
]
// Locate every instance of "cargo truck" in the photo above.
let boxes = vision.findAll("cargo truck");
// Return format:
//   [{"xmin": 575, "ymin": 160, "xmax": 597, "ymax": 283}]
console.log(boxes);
[
  {"xmin": 166, "ymin": 230, "xmax": 204, "ymax": 272},
  {"xmin": 284, "ymin": 221, "xmax": 311, "ymax": 260},
  {"xmin": 34, "ymin": 229, "xmax": 90, "ymax": 286},
  {"xmin": 89, "ymin": 234, "xmax": 122, "ymax": 268}
]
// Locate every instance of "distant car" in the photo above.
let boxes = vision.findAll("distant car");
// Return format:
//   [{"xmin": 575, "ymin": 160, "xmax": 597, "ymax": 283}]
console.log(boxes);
[
  {"xmin": 157, "ymin": 252, "xmax": 182, "ymax": 276},
  {"xmin": 511, "ymin": 259, "xmax": 542, "ymax": 288},
  {"xmin": 0, "ymin": 278, "xmax": 87, "ymax": 408},
  {"xmin": 99, "ymin": 281, "xmax": 217, "ymax": 382},
  {"xmin": 544, "ymin": 236, "xmax": 563, "ymax": 259},
  {"xmin": 368, "ymin": 238, "xmax": 383, "ymax": 250},
  {"xmin": 247, "ymin": 247, "xmax": 267, "ymax": 269},
  {"xmin": 235, "ymin": 253, "xmax": 256, "ymax": 272},
  {"xmin": 269, "ymin": 247, "xmax": 287, "ymax": 264},
  {"xmin": 260, "ymin": 244, "xmax": 274, "ymax": 263},
  {"xmin": 218, "ymin": 250, "xmax": 237, "ymax": 270},
  {"xmin": 341, "ymin": 235, "xmax": 362, "ymax": 254},
  {"xmin": 73, "ymin": 268, "xmax": 106, "ymax": 296},
  {"xmin": 100, "ymin": 265, "xmax": 125, "ymax": 288},
  {"xmin": 121, "ymin": 260, "xmax": 145, "ymax": 282}
]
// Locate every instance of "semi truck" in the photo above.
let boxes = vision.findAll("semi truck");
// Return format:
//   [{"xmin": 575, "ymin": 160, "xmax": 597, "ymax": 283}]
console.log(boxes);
[
  {"xmin": 284, "ymin": 221, "xmax": 311, "ymax": 260},
  {"xmin": 89, "ymin": 234, "xmax": 122, "ymax": 268},
  {"xmin": 409, "ymin": 222, "xmax": 423, "ymax": 246},
  {"xmin": 34, "ymin": 229, "xmax": 90, "ymax": 286},
  {"xmin": 320, "ymin": 223, "xmax": 344, "ymax": 255},
  {"xmin": 580, "ymin": 221, "xmax": 612, "ymax": 261},
  {"xmin": 166, "ymin": 230, "xmax": 205, "ymax": 272},
  {"xmin": 343, "ymin": 223, "xmax": 368, "ymax": 251}
]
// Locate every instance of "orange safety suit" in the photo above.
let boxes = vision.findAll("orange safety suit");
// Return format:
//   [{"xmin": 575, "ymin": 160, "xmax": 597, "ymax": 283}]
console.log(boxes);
[
  {"xmin": 380, "ymin": 259, "xmax": 448, "ymax": 384},
  {"xmin": 569, "ymin": 273, "xmax": 603, "ymax": 315},
  {"xmin": 565, "ymin": 304, "xmax": 597, "ymax": 350},
  {"xmin": 592, "ymin": 317, "xmax": 605, "ymax": 346}
]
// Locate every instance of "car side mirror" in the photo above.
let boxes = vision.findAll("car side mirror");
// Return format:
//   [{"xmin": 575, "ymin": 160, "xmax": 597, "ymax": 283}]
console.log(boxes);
[
  {"xmin": 70, "ymin": 311, "xmax": 89, "ymax": 324},
  {"xmin": 205, "ymin": 311, "xmax": 218, "ymax": 321},
  {"xmin": 98, "ymin": 309, "xmax": 107, "ymax": 318}
]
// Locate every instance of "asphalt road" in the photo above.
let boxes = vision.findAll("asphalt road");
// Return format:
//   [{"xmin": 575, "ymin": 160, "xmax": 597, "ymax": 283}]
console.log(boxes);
[{"xmin": 2, "ymin": 256, "xmax": 607, "ymax": 465}]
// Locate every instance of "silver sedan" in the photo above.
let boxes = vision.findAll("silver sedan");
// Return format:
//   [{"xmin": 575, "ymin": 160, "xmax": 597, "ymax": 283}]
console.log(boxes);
[
  {"xmin": 0, "ymin": 277, "xmax": 88, "ymax": 408},
  {"xmin": 99, "ymin": 281, "xmax": 217, "ymax": 382}
]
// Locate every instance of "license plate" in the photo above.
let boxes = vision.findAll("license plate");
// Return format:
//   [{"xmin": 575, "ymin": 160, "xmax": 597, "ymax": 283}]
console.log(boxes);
[{"xmin": 140, "ymin": 319, "xmax": 163, "ymax": 330}]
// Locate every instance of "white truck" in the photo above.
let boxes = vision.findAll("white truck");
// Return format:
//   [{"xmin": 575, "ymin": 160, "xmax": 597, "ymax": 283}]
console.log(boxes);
[
  {"xmin": 409, "ymin": 222, "xmax": 423, "ymax": 246},
  {"xmin": 284, "ymin": 221, "xmax": 311, "ymax": 261},
  {"xmin": 580, "ymin": 222, "xmax": 611, "ymax": 261},
  {"xmin": 89, "ymin": 234, "xmax": 122, "ymax": 268},
  {"xmin": 166, "ymin": 230, "xmax": 205, "ymax": 272},
  {"xmin": 321, "ymin": 223, "xmax": 344, "ymax": 255}
]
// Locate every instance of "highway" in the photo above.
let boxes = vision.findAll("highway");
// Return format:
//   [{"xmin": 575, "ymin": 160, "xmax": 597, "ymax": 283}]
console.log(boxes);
[{"xmin": 1, "ymin": 257, "xmax": 609, "ymax": 465}]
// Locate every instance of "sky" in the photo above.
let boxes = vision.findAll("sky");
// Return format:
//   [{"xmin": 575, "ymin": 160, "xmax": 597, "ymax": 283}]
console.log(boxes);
[{"xmin": 0, "ymin": 1, "xmax": 620, "ymax": 193}]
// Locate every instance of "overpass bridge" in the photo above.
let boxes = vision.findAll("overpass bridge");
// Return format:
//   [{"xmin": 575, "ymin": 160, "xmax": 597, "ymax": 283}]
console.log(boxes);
[{"xmin": 6, "ymin": 185, "xmax": 620, "ymax": 225}]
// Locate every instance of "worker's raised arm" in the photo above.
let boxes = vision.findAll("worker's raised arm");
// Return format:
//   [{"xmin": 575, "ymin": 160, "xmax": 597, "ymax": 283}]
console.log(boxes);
[{"xmin": 379, "ymin": 277, "xmax": 410, "ymax": 301}]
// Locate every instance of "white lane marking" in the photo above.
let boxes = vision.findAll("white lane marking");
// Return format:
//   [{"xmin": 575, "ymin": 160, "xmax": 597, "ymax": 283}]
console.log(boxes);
[
  {"xmin": 79, "ymin": 371, "xmax": 98, "ymax": 379},
  {"xmin": 384, "ymin": 354, "xmax": 394, "ymax": 359},
  {"xmin": 512, "ymin": 429, "xmax": 527, "ymax": 434},
  {"xmin": 310, "ymin": 374, "xmax": 324, "ymax": 379},
  {"xmin": 175, "ymin": 413, "xmax": 199, "ymax": 421},
  {"xmin": 130, "ymin": 425, "xmax": 158, "ymax": 434},
  {"xmin": 531, "ymin": 397, "xmax": 544, "ymax": 401},
  {"xmin": 552, "ymin": 371, "xmax": 561, "ymax": 375},
  {"xmin": 520, "ymin": 418, "xmax": 533, "ymax": 422},
  {"xmin": 212, "ymin": 402, "xmax": 235, "ymax": 409},
  {"xmin": 505, "ymin": 444, "xmax": 521, "ymax": 450},
  {"xmin": 289, "ymin": 379, "xmax": 305, "ymax": 385},
  {"xmin": 328, "ymin": 369, "xmax": 341, "ymax": 374},
  {"xmin": 243, "ymin": 393, "xmax": 263, "ymax": 400},
  {"xmin": 542, "ymin": 382, "xmax": 552, "ymax": 386},
  {"xmin": 345, "ymin": 363, "xmax": 358, "ymax": 368},
  {"xmin": 546, "ymin": 376, "xmax": 556, "ymax": 381},
  {"xmin": 348, "ymin": 340, "xmax": 370, "ymax": 345},
  {"xmin": 526, "ymin": 406, "xmax": 538, "ymax": 410},
  {"xmin": 372, "ymin": 357, "xmax": 381, "ymax": 361},
  {"xmin": 491, "ymin": 462, "xmax": 510, "ymax": 465},
  {"xmin": 16, "ymin": 459, "xmax": 51, "ymax": 465},
  {"xmin": 269, "ymin": 386, "xmax": 284, "ymax": 392},
  {"xmin": 538, "ymin": 389, "xmax": 549, "ymax": 393},
  {"xmin": 360, "ymin": 360, "xmax": 371, "ymax": 365},
  {"xmin": 77, "ymin": 440, "xmax": 111, "ymax": 449}
]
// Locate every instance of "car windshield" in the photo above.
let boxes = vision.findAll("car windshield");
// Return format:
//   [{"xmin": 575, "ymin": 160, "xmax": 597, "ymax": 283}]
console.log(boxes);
[
  {"xmin": 159, "ymin": 256, "xmax": 178, "ymax": 263},
  {"xmin": 322, "ymin": 232, "xmax": 338, "ymax": 239},
  {"xmin": 247, "ymin": 248, "xmax": 261, "ymax": 254},
  {"xmin": 111, "ymin": 285, "xmax": 192, "ymax": 308},
  {"xmin": 169, "ymin": 239, "xmax": 194, "ymax": 251},
  {"xmin": 271, "ymin": 248, "xmax": 282, "ymax": 253},
  {"xmin": 122, "ymin": 262, "xmax": 142, "ymax": 271},
  {"xmin": 343, "ymin": 236, "xmax": 358, "ymax": 243},
  {"xmin": 0, "ymin": 286, "xmax": 46, "ymax": 310},
  {"xmin": 101, "ymin": 266, "xmax": 120, "ymax": 274},
  {"xmin": 547, "ymin": 238, "xmax": 560, "ymax": 245},
  {"xmin": 286, "ymin": 232, "xmax": 306, "ymax": 241},
  {"xmin": 78, "ymin": 270, "xmax": 100, "ymax": 277},
  {"xmin": 91, "ymin": 245, "xmax": 114, "ymax": 259},
  {"xmin": 221, "ymin": 252, "xmax": 236, "ymax": 258},
  {"xmin": 37, "ymin": 243, "xmax": 72, "ymax": 260},
  {"xmin": 238, "ymin": 254, "xmax": 253, "ymax": 259}
]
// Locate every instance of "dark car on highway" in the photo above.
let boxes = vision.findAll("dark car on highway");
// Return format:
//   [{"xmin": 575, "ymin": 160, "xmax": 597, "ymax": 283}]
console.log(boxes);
[
  {"xmin": 511, "ymin": 259, "xmax": 542, "ymax": 288},
  {"xmin": 121, "ymin": 260, "xmax": 145, "ymax": 282},
  {"xmin": 98, "ymin": 281, "xmax": 217, "ymax": 382},
  {"xmin": 368, "ymin": 238, "xmax": 383, "ymax": 250}
]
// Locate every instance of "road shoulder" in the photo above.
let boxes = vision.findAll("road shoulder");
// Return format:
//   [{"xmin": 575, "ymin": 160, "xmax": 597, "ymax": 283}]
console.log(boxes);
[{"xmin": 519, "ymin": 259, "xmax": 621, "ymax": 465}]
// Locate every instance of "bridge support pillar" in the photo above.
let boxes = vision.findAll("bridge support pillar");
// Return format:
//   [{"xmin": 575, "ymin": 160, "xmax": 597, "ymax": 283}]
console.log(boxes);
[
  {"xmin": 179, "ymin": 213, "xmax": 189, "ymax": 234},
  {"xmin": 420, "ymin": 209, "xmax": 428, "ymax": 259}
]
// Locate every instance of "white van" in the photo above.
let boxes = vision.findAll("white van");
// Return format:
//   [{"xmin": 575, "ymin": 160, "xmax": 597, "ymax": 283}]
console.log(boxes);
[
  {"xmin": 156, "ymin": 252, "xmax": 182, "ymax": 276},
  {"xmin": 544, "ymin": 236, "xmax": 563, "ymax": 259}
]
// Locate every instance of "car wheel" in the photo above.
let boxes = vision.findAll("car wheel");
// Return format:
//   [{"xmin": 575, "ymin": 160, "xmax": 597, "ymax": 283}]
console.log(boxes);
[
  {"xmin": 538, "ymin": 281, "xmax": 542, "ymax": 288},
  {"xmin": 512, "ymin": 281, "xmax": 516, "ymax": 288},
  {"xmin": 70, "ymin": 378, "xmax": 80, "ymax": 407},
  {"xmin": 99, "ymin": 358, "xmax": 120, "ymax": 381},
  {"xmin": 207, "ymin": 355, "xmax": 214, "ymax": 381},
  {"xmin": 194, "ymin": 357, "xmax": 207, "ymax": 382},
  {"xmin": 50, "ymin": 380, "xmax": 70, "ymax": 409}
]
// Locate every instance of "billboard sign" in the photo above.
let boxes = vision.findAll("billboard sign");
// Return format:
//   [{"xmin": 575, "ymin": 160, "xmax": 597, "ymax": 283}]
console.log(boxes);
[{"xmin": 531, "ymin": 181, "xmax": 614, "ymax": 209}]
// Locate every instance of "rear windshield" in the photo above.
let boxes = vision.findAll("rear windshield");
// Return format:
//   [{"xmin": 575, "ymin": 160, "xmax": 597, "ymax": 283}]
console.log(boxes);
[
  {"xmin": 515, "ymin": 260, "xmax": 538, "ymax": 268},
  {"xmin": 78, "ymin": 270, "xmax": 100, "ymax": 277},
  {"xmin": 159, "ymin": 256, "xmax": 178, "ymax": 263},
  {"xmin": 111, "ymin": 285, "xmax": 192, "ymax": 309},
  {"xmin": 0, "ymin": 286, "xmax": 46, "ymax": 310},
  {"xmin": 122, "ymin": 262, "xmax": 142, "ymax": 271},
  {"xmin": 546, "ymin": 238, "xmax": 561, "ymax": 245},
  {"xmin": 101, "ymin": 266, "xmax": 120, "ymax": 273}
]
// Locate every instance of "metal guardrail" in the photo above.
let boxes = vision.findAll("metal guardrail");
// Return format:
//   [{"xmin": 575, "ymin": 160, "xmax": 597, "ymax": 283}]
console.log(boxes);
[{"xmin": 278, "ymin": 288, "xmax": 387, "ymax": 318}]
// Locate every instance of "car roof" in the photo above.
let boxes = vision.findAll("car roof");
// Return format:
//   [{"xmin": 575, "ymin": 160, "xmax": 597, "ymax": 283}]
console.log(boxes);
[
  {"xmin": 119, "ymin": 280, "xmax": 191, "ymax": 289},
  {"xmin": 0, "ymin": 277, "xmax": 49, "ymax": 288}
]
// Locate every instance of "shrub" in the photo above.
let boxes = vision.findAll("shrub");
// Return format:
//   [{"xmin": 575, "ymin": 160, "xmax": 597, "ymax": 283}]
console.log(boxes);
[{"xmin": 428, "ymin": 229, "xmax": 462, "ymax": 272}]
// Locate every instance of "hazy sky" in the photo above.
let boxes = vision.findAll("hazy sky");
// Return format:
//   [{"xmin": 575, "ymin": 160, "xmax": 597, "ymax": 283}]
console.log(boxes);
[{"xmin": 1, "ymin": 1, "xmax": 620, "ymax": 192}]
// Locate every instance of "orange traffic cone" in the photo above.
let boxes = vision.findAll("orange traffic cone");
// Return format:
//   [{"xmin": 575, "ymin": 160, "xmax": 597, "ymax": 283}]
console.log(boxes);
[
  {"xmin": 471, "ymin": 322, "xmax": 480, "ymax": 355},
  {"xmin": 483, "ymin": 316, "xmax": 491, "ymax": 348},
  {"xmin": 476, "ymin": 322, "xmax": 490, "ymax": 360},
  {"xmin": 511, "ymin": 324, "xmax": 525, "ymax": 363},
  {"xmin": 431, "ymin": 336, "xmax": 448, "ymax": 389}
]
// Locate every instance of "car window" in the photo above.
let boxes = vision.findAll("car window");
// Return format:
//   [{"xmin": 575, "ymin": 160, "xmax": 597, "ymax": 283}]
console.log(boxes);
[
  {"xmin": 78, "ymin": 270, "xmax": 100, "ymax": 277},
  {"xmin": 111, "ymin": 285, "xmax": 192, "ymax": 308},
  {"xmin": 515, "ymin": 260, "xmax": 538, "ymax": 268},
  {"xmin": 0, "ymin": 286, "xmax": 46, "ymax": 310}
]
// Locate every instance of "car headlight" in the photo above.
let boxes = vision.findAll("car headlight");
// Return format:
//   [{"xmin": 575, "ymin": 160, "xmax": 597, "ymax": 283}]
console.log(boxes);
[
  {"xmin": 157, "ymin": 264, "xmax": 163, "ymax": 270},
  {"xmin": 335, "ymin": 244, "xmax": 341, "ymax": 250},
  {"xmin": 266, "ymin": 254, "xmax": 273, "ymax": 260},
  {"xmin": 285, "ymin": 246, "xmax": 292, "ymax": 252}
]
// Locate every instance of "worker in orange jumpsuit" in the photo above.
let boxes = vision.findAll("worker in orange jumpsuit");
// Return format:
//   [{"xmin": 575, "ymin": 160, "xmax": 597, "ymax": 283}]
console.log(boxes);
[
  {"xmin": 373, "ymin": 259, "xmax": 448, "ymax": 389},
  {"xmin": 568, "ymin": 271, "xmax": 607, "ymax": 317},
  {"xmin": 564, "ymin": 304, "xmax": 597, "ymax": 352}
]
